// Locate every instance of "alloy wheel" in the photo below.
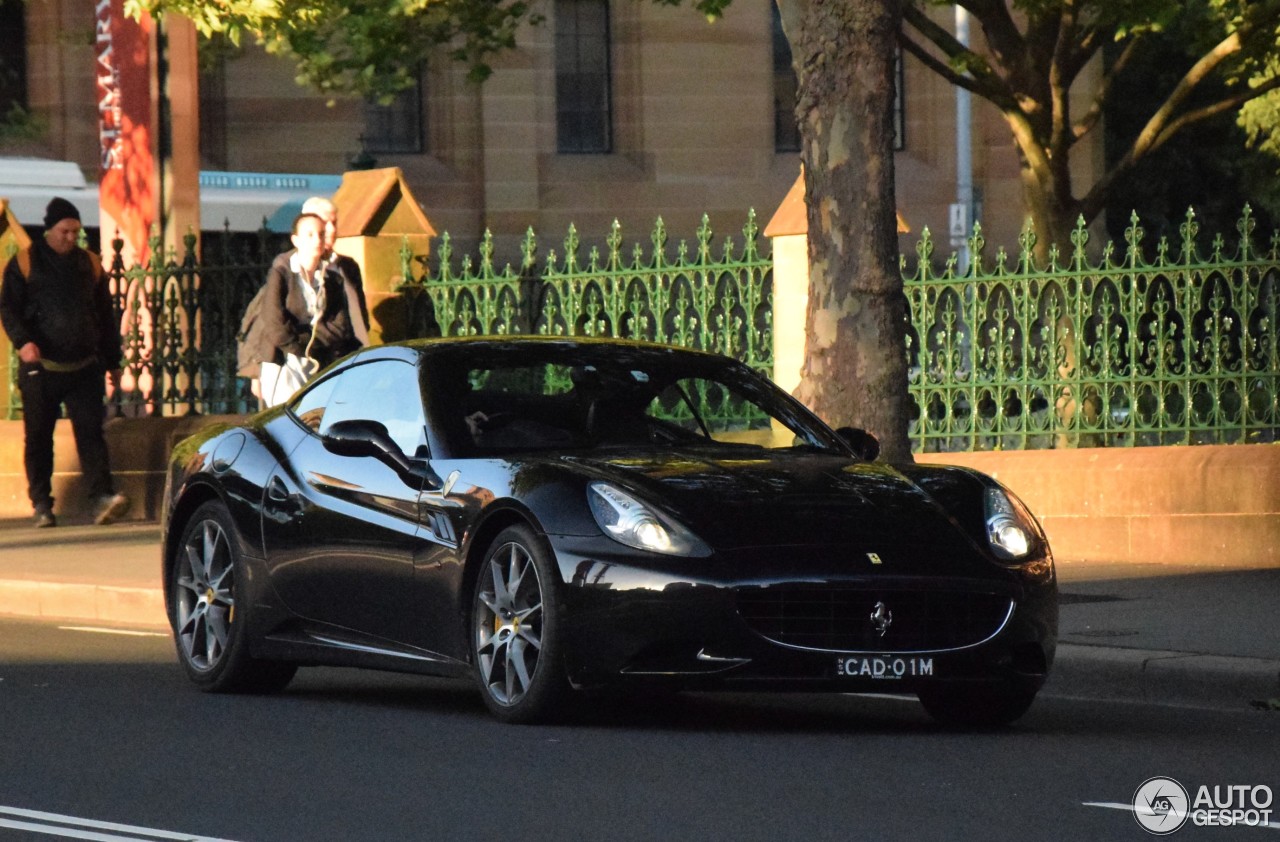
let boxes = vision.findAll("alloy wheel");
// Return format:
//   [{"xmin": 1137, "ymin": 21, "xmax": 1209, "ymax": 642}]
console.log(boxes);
[
  {"xmin": 474, "ymin": 541, "xmax": 545, "ymax": 706},
  {"xmin": 174, "ymin": 518, "xmax": 236, "ymax": 672}
]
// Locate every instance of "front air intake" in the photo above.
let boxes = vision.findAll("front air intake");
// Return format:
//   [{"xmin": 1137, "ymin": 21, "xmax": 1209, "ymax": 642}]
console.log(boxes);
[{"xmin": 735, "ymin": 586, "xmax": 1013, "ymax": 653}]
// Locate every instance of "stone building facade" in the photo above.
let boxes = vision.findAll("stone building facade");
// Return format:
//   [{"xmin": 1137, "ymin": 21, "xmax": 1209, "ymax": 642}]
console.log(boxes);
[{"xmin": 2, "ymin": 0, "xmax": 1100, "ymax": 261}]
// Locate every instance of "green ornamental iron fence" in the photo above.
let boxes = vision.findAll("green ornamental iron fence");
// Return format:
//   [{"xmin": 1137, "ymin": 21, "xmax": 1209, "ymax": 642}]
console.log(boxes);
[
  {"xmin": 401, "ymin": 212, "xmax": 773, "ymax": 378},
  {"xmin": 105, "ymin": 227, "xmax": 286, "ymax": 417},
  {"xmin": 905, "ymin": 208, "xmax": 1279, "ymax": 450},
  {"xmin": 4, "ymin": 207, "xmax": 1277, "ymax": 452}
]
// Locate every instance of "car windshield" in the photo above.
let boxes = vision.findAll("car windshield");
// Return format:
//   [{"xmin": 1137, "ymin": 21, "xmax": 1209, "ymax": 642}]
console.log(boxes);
[{"xmin": 420, "ymin": 343, "xmax": 847, "ymax": 458}]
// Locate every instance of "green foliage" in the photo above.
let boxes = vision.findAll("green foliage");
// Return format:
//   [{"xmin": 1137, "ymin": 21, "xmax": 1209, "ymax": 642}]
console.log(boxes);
[
  {"xmin": 126, "ymin": 0, "xmax": 542, "ymax": 98},
  {"xmin": 1240, "ymin": 73, "xmax": 1280, "ymax": 157},
  {"xmin": 650, "ymin": 0, "xmax": 732, "ymax": 23}
]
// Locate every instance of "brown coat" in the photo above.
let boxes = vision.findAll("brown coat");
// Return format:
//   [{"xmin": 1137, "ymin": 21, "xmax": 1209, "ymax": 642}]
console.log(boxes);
[{"xmin": 252, "ymin": 251, "xmax": 358, "ymax": 370}]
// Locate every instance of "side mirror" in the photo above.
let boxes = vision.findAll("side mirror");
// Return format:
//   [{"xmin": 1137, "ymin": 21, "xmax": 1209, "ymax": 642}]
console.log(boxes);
[
  {"xmin": 322, "ymin": 418, "xmax": 441, "ymax": 488},
  {"xmin": 323, "ymin": 418, "xmax": 396, "ymax": 459},
  {"xmin": 835, "ymin": 426, "xmax": 881, "ymax": 462}
]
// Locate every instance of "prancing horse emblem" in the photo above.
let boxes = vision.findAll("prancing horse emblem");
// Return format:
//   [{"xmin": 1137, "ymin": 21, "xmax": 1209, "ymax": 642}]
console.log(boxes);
[{"xmin": 870, "ymin": 601, "xmax": 893, "ymax": 637}]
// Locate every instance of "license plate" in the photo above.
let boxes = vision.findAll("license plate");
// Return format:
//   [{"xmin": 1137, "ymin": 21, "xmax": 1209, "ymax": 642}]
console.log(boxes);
[{"xmin": 835, "ymin": 655, "xmax": 934, "ymax": 680}]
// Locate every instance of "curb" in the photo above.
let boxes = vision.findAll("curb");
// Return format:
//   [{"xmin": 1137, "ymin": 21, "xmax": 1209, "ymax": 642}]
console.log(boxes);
[
  {"xmin": 1045, "ymin": 642, "xmax": 1280, "ymax": 711},
  {"xmin": 0, "ymin": 578, "xmax": 167, "ymax": 630}
]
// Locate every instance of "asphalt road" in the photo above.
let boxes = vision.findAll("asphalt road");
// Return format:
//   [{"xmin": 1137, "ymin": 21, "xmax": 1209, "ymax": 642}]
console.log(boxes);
[{"xmin": 0, "ymin": 618, "xmax": 1276, "ymax": 842}]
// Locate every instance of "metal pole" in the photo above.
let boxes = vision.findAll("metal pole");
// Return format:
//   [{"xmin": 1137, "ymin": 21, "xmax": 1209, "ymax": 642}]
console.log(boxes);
[{"xmin": 955, "ymin": 6, "xmax": 973, "ymax": 275}]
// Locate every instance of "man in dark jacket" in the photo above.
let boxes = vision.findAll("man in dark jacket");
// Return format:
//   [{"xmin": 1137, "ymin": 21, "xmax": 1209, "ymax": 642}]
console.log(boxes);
[{"xmin": 0, "ymin": 198, "xmax": 130, "ymax": 527}]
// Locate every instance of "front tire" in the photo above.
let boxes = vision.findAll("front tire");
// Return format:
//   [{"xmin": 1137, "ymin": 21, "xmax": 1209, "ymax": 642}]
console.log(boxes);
[
  {"xmin": 917, "ymin": 681, "xmax": 1039, "ymax": 728},
  {"xmin": 471, "ymin": 524, "xmax": 568, "ymax": 723},
  {"xmin": 170, "ymin": 501, "xmax": 296, "ymax": 694}
]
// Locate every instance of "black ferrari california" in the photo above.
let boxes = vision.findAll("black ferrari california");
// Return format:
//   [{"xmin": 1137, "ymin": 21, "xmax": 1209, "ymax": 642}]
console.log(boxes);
[{"xmin": 162, "ymin": 337, "xmax": 1056, "ymax": 726}]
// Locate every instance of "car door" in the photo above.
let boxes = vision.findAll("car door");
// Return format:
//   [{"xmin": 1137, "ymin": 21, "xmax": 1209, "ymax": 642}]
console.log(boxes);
[{"xmin": 262, "ymin": 358, "xmax": 429, "ymax": 642}]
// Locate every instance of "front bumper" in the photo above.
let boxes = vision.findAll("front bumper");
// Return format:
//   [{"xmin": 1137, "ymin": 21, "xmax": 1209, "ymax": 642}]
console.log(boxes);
[{"xmin": 550, "ymin": 537, "xmax": 1058, "ymax": 694}]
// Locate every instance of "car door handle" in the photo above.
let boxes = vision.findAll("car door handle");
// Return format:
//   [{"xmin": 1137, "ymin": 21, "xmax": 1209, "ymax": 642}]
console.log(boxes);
[{"xmin": 266, "ymin": 476, "xmax": 290, "ymax": 502}]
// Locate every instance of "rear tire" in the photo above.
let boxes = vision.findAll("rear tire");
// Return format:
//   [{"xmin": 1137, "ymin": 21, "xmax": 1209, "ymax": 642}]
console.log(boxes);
[
  {"xmin": 170, "ymin": 501, "xmax": 296, "ymax": 694},
  {"xmin": 471, "ymin": 524, "xmax": 568, "ymax": 723},
  {"xmin": 917, "ymin": 681, "xmax": 1039, "ymax": 728}
]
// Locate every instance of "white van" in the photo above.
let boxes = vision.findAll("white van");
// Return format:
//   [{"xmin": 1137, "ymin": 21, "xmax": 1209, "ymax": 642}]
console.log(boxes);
[
  {"xmin": 0, "ymin": 157, "xmax": 100, "ymax": 227},
  {"xmin": 0, "ymin": 157, "xmax": 342, "ymax": 232}
]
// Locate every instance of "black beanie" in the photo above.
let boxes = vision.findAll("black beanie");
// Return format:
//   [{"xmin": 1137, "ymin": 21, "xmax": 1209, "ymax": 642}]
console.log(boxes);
[{"xmin": 43, "ymin": 197, "xmax": 81, "ymax": 228}]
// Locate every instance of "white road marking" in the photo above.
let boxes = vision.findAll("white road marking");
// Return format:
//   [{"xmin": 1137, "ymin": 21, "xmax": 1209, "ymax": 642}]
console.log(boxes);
[
  {"xmin": 56, "ymin": 626, "xmax": 168, "ymax": 638},
  {"xmin": 1085, "ymin": 800, "xmax": 1159, "ymax": 817},
  {"xmin": 0, "ymin": 806, "xmax": 241, "ymax": 841},
  {"xmin": 0, "ymin": 817, "xmax": 161, "ymax": 841},
  {"xmin": 1083, "ymin": 801, "xmax": 1280, "ymax": 830}
]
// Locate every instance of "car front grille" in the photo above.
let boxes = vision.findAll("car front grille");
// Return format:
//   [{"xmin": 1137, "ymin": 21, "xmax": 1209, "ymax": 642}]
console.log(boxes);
[{"xmin": 735, "ymin": 586, "xmax": 1014, "ymax": 653}]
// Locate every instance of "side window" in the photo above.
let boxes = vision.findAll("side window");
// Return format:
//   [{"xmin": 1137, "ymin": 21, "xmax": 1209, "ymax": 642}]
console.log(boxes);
[
  {"xmin": 316, "ymin": 360, "xmax": 427, "ymax": 456},
  {"xmin": 291, "ymin": 373, "xmax": 339, "ymax": 432}
]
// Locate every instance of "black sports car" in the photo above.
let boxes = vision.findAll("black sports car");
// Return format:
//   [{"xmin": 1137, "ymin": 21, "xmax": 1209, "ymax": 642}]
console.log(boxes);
[{"xmin": 162, "ymin": 337, "xmax": 1056, "ymax": 726}]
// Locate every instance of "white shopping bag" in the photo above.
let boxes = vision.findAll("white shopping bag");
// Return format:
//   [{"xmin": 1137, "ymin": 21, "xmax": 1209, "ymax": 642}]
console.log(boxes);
[{"xmin": 258, "ymin": 353, "xmax": 318, "ymax": 407}]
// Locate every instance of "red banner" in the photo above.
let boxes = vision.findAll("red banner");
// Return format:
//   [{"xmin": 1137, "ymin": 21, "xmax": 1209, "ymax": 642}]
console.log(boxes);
[{"xmin": 95, "ymin": 0, "xmax": 155, "ymax": 263}]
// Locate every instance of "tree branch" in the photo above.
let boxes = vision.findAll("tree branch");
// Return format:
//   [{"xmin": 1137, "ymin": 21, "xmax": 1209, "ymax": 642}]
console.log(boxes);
[
  {"xmin": 1081, "ymin": 73, "xmax": 1280, "ymax": 220},
  {"xmin": 1127, "ymin": 31, "xmax": 1242, "ymax": 167},
  {"xmin": 1076, "ymin": 22, "xmax": 1100, "ymax": 59},
  {"xmin": 900, "ymin": 4, "xmax": 963, "ymax": 59},
  {"xmin": 1048, "ymin": 0, "xmax": 1077, "ymax": 167},
  {"xmin": 900, "ymin": 4, "xmax": 1012, "ymax": 105},
  {"xmin": 1002, "ymin": 107, "xmax": 1057, "ymax": 195},
  {"xmin": 1153, "ymin": 78, "xmax": 1280, "ymax": 152},
  {"xmin": 897, "ymin": 33, "xmax": 977, "ymax": 92},
  {"xmin": 1073, "ymin": 35, "xmax": 1143, "ymax": 141},
  {"xmin": 956, "ymin": 0, "xmax": 1024, "ymax": 70}
]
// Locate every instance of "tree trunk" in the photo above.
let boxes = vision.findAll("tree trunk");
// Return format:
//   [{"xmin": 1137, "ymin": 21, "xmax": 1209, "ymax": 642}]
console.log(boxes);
[
  {"xmin": 1018, "ymin": 155, "xmax": 1080, "ymax": 264},
  {"xmin": 784, "ymin": 0, "xmax": 912, "ymax": 463}
]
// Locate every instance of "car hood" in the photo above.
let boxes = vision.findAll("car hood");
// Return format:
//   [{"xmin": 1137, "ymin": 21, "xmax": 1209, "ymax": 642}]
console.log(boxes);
[{"xmin": 565, "ymin": 448, "xmax": 988, "ymax": 563}]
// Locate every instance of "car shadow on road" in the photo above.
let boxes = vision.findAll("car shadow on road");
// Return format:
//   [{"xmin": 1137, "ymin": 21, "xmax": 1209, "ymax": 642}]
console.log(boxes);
[
  {"xmin": 271, "ymin": 668, "xmax": 1207, "ymax": 737},
  {"xmin": 278, "ymin": 667, "xmax": 939, "ymax": 732}
]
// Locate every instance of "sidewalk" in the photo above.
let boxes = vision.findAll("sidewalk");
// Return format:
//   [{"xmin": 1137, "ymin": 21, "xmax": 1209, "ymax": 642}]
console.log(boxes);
[
  {"xmin": 1051, "ymin": 562, "xmax": 1280, "ymax": 710},
  {"xmin": 1, "ymin": 516, "xmax": 1277, "ymax": 712},
  {"xmin": 0, "ymin": 518, "xmax": 162, "ymax": 629}
]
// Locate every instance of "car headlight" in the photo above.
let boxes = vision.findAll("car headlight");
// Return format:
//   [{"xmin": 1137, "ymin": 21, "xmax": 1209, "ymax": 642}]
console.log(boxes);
[
  {"xmin": 587, "ymin": 482, "xmax": 710, "ymax": 556},
  {"xmin": 984, "ymin": 486, "xmax": 1039, "ymax": 561}
]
